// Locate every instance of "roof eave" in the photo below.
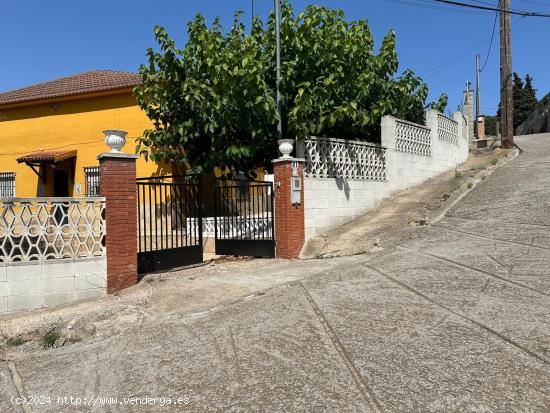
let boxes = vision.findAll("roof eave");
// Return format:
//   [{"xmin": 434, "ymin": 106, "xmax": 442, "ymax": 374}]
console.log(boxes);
[
  {"xmin": 16, "ymin": 149, "xmax": 78, "ymax": 164},
  {"xmin": 0, "ymin": 86, "xmax": 138, "ymax": 110}
]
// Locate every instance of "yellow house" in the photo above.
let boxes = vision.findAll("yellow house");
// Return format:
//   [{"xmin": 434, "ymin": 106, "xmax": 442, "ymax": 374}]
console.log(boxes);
[{"xmin": 0, "ymin": 70, "xmax": 169, "ymax": 198}]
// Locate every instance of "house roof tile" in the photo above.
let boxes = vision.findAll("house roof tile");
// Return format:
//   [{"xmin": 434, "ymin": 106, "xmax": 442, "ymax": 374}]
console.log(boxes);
[
  {"xmin": 17, "ymin": 149, "xmax": 77, "ymax": 164},
  {"xmin": 0, "ymin": 70, "xmax": 140, "ymax": 106}
]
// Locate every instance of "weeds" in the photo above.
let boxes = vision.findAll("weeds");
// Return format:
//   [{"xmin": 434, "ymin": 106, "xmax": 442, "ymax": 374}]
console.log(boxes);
[
  {"xmin": 441, "ymin": 193, "xmax": 450, "ymax": 201},
  {"xmin": 491, "ymin": 159, "xmax": 498, "ymax": 166},
  {"xmin": 466, "ymin": 182, "xmax": 473, "ymax": 189},
  {"xmin": 42, "ymin": 329, "xmax": 60, "ymax": 349},
  {"xmin": 454, "ymin": 170, "xmax": 462, "ymax": 179},
  {"xmin": 7, "ymin": 337, "xmax": 26, "ymax": 347}
]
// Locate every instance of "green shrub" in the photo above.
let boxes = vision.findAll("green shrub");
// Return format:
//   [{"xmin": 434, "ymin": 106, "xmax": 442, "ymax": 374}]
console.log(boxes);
[{"xmin": 42, "ymin": 330, "xmax": 60, "ymax": 349}]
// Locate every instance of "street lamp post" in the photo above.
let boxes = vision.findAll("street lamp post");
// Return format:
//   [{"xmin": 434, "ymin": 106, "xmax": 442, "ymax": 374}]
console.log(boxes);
[{"xmin": 274, "ymin": 0, "xmax": 282, "ymax": 141}]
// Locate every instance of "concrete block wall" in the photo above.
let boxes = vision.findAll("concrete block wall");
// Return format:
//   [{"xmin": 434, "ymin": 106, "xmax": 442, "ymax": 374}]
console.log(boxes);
[
  {"xmin": 304, "ymin": 179, "xmax": 391, "ymax": 239},
  {"xmin": 0, "ymin": 257, "xmax": 106, "ymax": 314},
  {"xmin": 304, "ymin": 109, "xmax": 469, "ymax": 240}
]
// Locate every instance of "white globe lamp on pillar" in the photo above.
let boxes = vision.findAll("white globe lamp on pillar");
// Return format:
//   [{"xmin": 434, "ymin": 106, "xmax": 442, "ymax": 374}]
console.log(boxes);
[
  {"xmin": 103, "ymin": 130, "xmax": 128, "ymax": 153},
  {"xmin": 277, "ymin": 139, "xmax": 294, "ymax": 159}
]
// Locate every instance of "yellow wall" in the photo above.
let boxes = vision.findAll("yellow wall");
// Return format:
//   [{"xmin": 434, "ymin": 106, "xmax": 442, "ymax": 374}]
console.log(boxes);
[{"xmin": 0, "ymin": 92, "xmax": 170, "ymax": 197}]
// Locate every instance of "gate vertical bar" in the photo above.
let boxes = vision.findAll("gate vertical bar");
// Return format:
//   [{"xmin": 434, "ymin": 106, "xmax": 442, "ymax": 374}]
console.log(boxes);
[
  {"xmin": 137, "ymin": 184, "xmax": 142, "ymax": 253},
  {"xmin": 198, "ymin": 177, "xmax": 203, "ymax": 251}
]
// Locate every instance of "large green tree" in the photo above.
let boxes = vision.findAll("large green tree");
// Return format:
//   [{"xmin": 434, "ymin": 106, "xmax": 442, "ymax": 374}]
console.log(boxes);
[
  {"xmin": 133, "ymin": 14, "xmax": 278, "ymax": 174},
  {"xmin": 518, "ymin": 74, "xmax": 538, "ymax": 129},
  {"xmin": 135, "ymin": 2, "xmax": 447, "ymax": 173}
]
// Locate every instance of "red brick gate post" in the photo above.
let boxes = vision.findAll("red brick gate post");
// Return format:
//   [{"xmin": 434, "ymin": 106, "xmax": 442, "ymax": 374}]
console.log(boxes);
[
  {"xmin": 98, "ymin": 151, "xmax": 138, "ymax": 293},
  {"xmin": 272, "ymin": 157, "xmax": 305, "ymax": 259}
]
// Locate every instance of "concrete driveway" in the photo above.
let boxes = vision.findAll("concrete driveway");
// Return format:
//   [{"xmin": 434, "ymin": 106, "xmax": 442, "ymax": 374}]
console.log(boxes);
[{"xmin": 1, "ymin": 134, "xmax": 549, "ymax": 412}]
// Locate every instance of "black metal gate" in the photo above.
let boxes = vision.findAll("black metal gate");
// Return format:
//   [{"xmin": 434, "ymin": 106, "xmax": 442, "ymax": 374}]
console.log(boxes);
[
  {"xmin": 214, "ymin": 180, "xmax": 275, "ymax": 257},
  {"xmin": 137, "ymin": 175, "xmax": 202, "ymax": 274}
]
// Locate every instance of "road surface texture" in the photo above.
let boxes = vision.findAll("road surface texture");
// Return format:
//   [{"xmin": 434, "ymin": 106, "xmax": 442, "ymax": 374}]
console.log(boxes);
[{"xmin": 1, "ymin": 134, "xmax": 549, "ymax": 412}]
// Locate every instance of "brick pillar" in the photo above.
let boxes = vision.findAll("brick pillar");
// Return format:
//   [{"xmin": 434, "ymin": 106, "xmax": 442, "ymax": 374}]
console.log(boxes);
[
  {"xmin": 98, "ymin": 153, "xmax": 138, "ymax": 293},
  {"xmin": 476, "ymin": 115, "xmax": 486, "ymax": 139},
  {"xmin": 273, "ymin": 158, "xmax": 305, "ymax": 259}
]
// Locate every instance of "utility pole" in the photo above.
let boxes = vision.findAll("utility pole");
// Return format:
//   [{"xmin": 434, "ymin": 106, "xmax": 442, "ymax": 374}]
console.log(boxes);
[
  {"xmin": 475, "ymin": 54, "xmax": 481, "ymax": 138},
  {"xmin": 475, "ymin": 54, "xmax": 481, "ymax": 119},
  {"xmin": 499, "ymin": 0, "xmax": 514, "ymax": 148},
  {"xmin": 274, "ymin": 0, "xmax": 283, "ymax": 141}
]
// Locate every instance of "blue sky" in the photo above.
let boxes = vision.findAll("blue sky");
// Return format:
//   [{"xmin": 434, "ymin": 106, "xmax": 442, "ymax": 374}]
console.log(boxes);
[{"xmin": 1, "ymin": 0, "xmax": 549, "ymax": 115}]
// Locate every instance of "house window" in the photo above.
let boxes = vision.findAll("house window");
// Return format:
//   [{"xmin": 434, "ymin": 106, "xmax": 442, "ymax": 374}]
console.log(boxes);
[
  {"xmin": 84, "ymin": 166, "xmax": 100, "ymax": 196},
  {"xmin": 0, "ymin": 172, "xmax": 15, "ymax": 198}
]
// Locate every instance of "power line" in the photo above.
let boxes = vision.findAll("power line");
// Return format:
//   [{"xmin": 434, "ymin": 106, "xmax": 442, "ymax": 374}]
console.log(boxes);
[
  {"xmin": 384, "ymin": 0, "xmax": 488, "ymax": 14},
  {"xmin": 0, "ymin": 139, "xmax": 104, "ymax": 157},
  {"xmin": 388, "ymin": 0, "xmax": 550, "ymax": 15},
  {"xmin": 429, "ymin": 0, "xmax": 550, "ymax": 16},
  {"xmin": 424, "ymin": 40, "xmax": 488, "ymax": 78},
  {"xmin": 468, "ymin": 0, "xmax": 536, "ymax": 13},
  {"xmin": 516, "ymin": 0, "xmax": 550, "ymax": 7},
  {"xmin": 480, "ymin": 0, "xmax": 499, "ymax": 72},
  {"xmin": 422, "ymin": 14, "xmax": 525, "ymax": 79}
]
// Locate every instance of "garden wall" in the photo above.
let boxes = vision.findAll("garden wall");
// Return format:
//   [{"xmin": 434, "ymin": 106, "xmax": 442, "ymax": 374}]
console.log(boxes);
[
  {"xmin": 0, "ymin": 197, "xmax": 106, "ymax": 314},
  {"xmin": 303, "ymin": 109, "xmax": 469, "ymax": 240},
  {"xmin": 0, "ymin": 257, "xmax": 106, "ymax": 313}
]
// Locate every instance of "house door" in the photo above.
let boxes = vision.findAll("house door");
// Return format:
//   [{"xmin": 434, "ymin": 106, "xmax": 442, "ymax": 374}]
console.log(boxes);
[
  {"xmin": 53, "ymin": 170, "xmax": 69, "ymax": 197},
  {"xmin": 53, "ymin": 169, "xmax": 69, "ymax": 225}
]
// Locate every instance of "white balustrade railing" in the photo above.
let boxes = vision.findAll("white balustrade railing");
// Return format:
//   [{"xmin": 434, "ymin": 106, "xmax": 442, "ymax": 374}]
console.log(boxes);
[
  {"xmin": 187, "ymin": 216, "xmax": 273, "ymax": 238},
  {"xmin": 437, "ymin": 114, "xmax": 459, "ymax": 144},
  {"xmin": 0, "ymin": 197, "xmax": 105, "ymax": 263},
  {"xmin": 395, "ymin": 119, "xmax": 432, "ymax": 156},
  {"xmin": 304, "ymin": 137, "xmax": 386, "ymax": 181}
]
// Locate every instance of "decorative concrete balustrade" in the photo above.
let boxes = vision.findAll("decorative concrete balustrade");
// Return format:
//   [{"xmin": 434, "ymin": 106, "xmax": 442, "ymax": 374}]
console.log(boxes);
[
  {"xmin": 0, "ymin": 197, "xmax": 106, "ymax": 314},
  {"xmin": 302, "ymin": 109, "xmax": 469, "ymax": 240},
  {"xmin": 187, "ymin": 216, "xmax": 271, "ymax": 239},
  {"xmin": 395, "ymin": 119, "xmax": 432, "ymax": 157},
  {"xmin": 0, "ymin": 197, "xmax": 105, "ymax": 263},
  {"xmin": 437, "ymin": 113, "xmax": 459, "ymax": 145},
  {"xmin": 304, "ymin": 137, "xmax": 387, "ymax": 181}
]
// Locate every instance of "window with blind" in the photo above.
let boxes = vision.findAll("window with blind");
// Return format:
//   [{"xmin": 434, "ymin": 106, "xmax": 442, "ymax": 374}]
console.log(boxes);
[
  {"xmin": 0, "ymin": 172, "xmax": 15, "ymax": 198},
  {"xmin": 84, "ymin": 167, "xmax": 100, "ymax": 196}
]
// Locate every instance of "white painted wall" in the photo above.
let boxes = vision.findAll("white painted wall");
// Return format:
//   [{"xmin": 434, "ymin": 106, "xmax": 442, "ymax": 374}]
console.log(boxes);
[
  {"xmin": 0, "ymin": 257, "xmax": 106, "ymax": 314},
  {"xmin": 304, "ymin": 109, "xmax": 469, "ymax": 240},
  {"xmin": 304, "ymin": 179, "xmax": 392, "ymax": 239}
]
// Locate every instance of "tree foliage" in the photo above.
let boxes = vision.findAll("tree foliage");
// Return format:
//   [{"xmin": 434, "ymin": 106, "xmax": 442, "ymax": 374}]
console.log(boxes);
[
  {"xmin": 499, "ymin": 73, "xmax": 538, "ymax": 133},
  {"xmin": 516, "ymin": 74, "xmax": 538, "ymax": 131},
  {"xmin": 135, "ymin": 2, "xmax": 447, "ymax": 173},
  {"xmin": 134, "ymin": 14, "xmax": 278, "ymax": 174},
  {"xmin": 484, "ymin": 115, "xmax": 498, "ymax": 136}
]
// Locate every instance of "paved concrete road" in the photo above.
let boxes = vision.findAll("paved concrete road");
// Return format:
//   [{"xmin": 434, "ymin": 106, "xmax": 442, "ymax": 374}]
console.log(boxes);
[{"xmin": 2, "ymin": 135, "xmax": 550, "ymax": 412}]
